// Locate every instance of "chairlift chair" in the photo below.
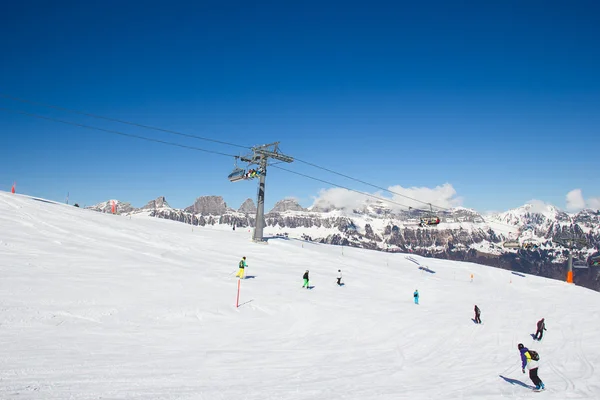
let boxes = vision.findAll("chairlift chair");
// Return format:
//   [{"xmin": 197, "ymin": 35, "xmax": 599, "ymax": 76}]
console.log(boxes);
[
  {"xmin": 522, "ymin": 239, "xmax": 539, "ymax": 250},
  {"xmin": 503, "ymin": 240, "xmax": 521, "ymax": 249},
  {"xmin": 228, "ymin": 157, "xmax": 248, "ymax": 182},
  {"xmin": 228, "ymin": 168, "xmax": 246, "ymax": 182},
  {"xmin": 419, "ymin": 204, "xmax": 441, "ymax": 226},
  {"xmin": 573, "ymin": 260, "xmax": 589, "ymax": 269},
  {"xmin": 591, "ymin": 256, "xmax": 600, "ymax": 266},
  {"xmin": 420, "ymin": 216, "xmax": 441, "ymax": 226}
]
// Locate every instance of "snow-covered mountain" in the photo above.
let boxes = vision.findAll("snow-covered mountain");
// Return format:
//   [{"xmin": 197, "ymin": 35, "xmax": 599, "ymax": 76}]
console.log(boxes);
[
  {"xmin": 4, "ymin": 191, "xmax": 600, "ymax": 399},
  {"xmin": 87, "ymin": 196, "xmax": 600, "ymax": 291}
]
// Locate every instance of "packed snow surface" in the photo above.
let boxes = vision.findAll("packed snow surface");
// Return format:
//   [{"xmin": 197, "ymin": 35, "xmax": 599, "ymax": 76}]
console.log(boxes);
[{"xmin": 1, "ymin": 192, "xmax": 600, "ymax": 399}]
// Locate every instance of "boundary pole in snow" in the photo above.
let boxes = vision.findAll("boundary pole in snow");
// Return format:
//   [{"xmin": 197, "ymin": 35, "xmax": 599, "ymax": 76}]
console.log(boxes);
[{"xmin": 236, "ymin": 278, "xmax": 241, "ymax": 308}]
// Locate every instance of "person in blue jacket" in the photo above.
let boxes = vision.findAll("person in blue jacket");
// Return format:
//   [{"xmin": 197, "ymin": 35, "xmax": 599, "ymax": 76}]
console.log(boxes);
[
  {"xmin": 518, "ymin": 343, "xmax": 545, "ymax": 390},
  {"xmin": 413, "ymin": 289, "xmax": 419, "ymax": 305}
]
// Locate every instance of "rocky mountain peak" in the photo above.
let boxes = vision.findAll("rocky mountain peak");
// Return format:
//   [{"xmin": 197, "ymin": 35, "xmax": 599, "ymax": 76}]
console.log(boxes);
[
  {"xmin": 269, "ymin": 198, "xmax": 306, "ymax": 213},
  {"xmin": 141, "ymin": 196, "xmax": 170, "ymax": 210},
  {"xmin": 184, "ymin": 196, "xmax": 230, "ymax": 215},
  {"xmin": 238, "ymin": 198, "xmax": 257, "ymax": 214},
  {"xmin": 86, "ymin": 199, "xmax": 135, "ymax": 214}
]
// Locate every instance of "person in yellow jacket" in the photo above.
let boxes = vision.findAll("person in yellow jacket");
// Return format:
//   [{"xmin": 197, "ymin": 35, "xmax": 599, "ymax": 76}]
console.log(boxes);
[{"xmin": 235, "ymin": 257, "xmax": 247, "ymax": 279}]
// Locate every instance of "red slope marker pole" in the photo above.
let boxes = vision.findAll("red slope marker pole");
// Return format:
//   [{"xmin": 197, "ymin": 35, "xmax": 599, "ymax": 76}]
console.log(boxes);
[{"xmin": 236, "ymin": 278, "xmax": 241, "ymax": 308}]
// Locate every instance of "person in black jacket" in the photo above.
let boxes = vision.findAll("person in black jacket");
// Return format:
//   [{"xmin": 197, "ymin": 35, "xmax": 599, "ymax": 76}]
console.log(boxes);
[
  {"xmin": 302, "ymin": 270, "xmax": 310, "ymax": 289},
  {"xmin": 474, "ymin": 305, "xmax": 482, "ymax": 324},
  {"xmin": 534, "ymin": 318, "xmax": 546, "ymax": 340}
]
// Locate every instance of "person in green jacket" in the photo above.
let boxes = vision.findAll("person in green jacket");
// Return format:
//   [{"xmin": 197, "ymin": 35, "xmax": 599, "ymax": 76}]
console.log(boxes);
[{"xmin": 236, "ymin": 256, "xmax": 247, "ymax": 279}]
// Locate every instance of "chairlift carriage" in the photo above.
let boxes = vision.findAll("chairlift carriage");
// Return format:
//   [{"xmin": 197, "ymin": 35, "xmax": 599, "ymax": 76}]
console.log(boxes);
[
  {"xmin": 521, "ymin": 238, "xmax": 540, "ymax": 250},
  {"xmin": 228, "ymin": 158, "xmax": 246, "ymax": 182},
  {"xmin": 591, "ymin": 256, "xmax": 600, "ymax": 267},
  {"xmin": 419, "ymin": 204, "xmax": 441, "ymax": 227},
  {"xmin": 503, "ymin": 239, "xmax": 521, "ymax": 249},
  {"xmin": 227, "ymin": 156, "xmax": 265, "ymax": 182},
  {"xmin": 573, "ymin": 259, "xmax": 589, "ymax": 269}
]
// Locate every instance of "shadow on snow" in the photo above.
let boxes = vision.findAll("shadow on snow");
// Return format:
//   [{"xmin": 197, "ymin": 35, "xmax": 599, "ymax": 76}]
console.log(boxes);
[{"xmin": 499, "ymin": 375, "xmax": 534, "ymax": 389}]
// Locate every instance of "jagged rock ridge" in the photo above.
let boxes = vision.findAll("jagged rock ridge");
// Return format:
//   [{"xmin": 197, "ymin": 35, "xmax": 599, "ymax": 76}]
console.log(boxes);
[{"xmin": 88, "ymin": 196, "xmax": 600, "ymax": 291}]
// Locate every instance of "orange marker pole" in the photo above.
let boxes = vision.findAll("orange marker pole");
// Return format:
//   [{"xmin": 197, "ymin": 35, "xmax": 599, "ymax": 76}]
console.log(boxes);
[
  {"xmin": 566, "ymin": 253, "xmax": 574, "ymax": 283},
  {"xmin": 236, "ymin": 278, "xmax": 241, "ymax": 308},
  {"xmin": 11, "ymin": 182, "xmax": 15, "ymax": 193}
]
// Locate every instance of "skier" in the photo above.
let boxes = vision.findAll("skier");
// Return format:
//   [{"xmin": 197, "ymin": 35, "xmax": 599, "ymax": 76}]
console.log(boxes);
[
  {"xmin": 474, "ymin": 305, "xmax": 482, "ymax": 324},
  {"xmin": 534, "ymin": 318, "xmax": 546, "ymax": 341},
  {"xmin": 235, "ymin": 256, "xmax": 247, "ymax": 279},
  {"xmin": 518, "ymin": 343, "xmax": 545, "ymax": 391},
  {"xmin": 336, "ymin": 269, "xmax": 343, "ymax": 286},
  {"xmin": 413, "ymin": 289, "xmax": 419, "ymax": 305},
  {"xmin": 302, "ymin": 270, "xmax": 310, "ymax": 289}
]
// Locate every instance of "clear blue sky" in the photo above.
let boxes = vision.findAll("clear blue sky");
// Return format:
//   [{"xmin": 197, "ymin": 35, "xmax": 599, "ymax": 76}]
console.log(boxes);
[{"xmin": 1, "ymin": 0, "xmax": 599, "ymax": 212}]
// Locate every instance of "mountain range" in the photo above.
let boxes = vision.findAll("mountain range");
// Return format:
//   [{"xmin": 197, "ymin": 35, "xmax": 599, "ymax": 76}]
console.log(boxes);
[{"xmin": 88, "ymin": 195, "xmax": 600, "ymax": 291}]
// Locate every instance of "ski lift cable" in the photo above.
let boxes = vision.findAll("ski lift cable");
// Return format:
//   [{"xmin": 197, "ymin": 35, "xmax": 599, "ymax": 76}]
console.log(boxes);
[
  {"xmin": 1, "ymin": 107, "xmax": 423, "ymax": 214},
  {"xmin": 270, "ymin": 165, "xmax": 429, "ymax": 212},
  {"xmin": 0, "ymin": 93, "xmax": 450, "ymax": 213},
  {"xmin": 0, "ymin": 93, "xmax": 251, "ymax": 150},
  {"xmin": 0, "ymin": 94, "xmax": 572, "ymax": 237},
  {"xmin": 0, "ymin": 108, "xmax": 239, "ymax": 158},
  {"xmin": 1, "ymin": 106, "xmax": 525, "ymax": 232},
  {"xmin": 293, "ymin": 157, "xmax": 439, "ymax": 210}
]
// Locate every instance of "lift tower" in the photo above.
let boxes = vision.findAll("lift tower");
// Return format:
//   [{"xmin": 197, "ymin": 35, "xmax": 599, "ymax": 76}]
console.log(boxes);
[
  {"xmin": 239, "ymin": 142, "xmax": 293, "ymax": 242},
  {"xmin": 554, "ymin": 234, "xmax": 587, "ymax": 283}
]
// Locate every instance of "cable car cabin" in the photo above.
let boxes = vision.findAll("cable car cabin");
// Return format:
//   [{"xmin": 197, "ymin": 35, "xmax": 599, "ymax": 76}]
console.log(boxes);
[
  {"xmin": 521, "ymin": 239, "xmax": 539, "ymax": 250},
  {"xmin": 228, "ymin": 168, "xmax": 246, "ymax": 182},
  {"xmin": 503, "ymin": 240, "xmax": 521, "ymax": 249},
  {"xmin": 420, "ymin": 216, "xmax": 440, "ymax": 226}
]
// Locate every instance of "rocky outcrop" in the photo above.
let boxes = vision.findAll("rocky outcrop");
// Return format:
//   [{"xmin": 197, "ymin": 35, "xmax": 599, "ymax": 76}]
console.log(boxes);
[
  {"xmin": 86, "ymin": 200, "xmax": 135, "ymax": 214},
  {"xmin": 141, "ymin": 196, "xmax": 170, "ymax": 210},
  {"xmin": 87, "ymin": 195, "xmax": 600, "ymax": 291},
  {"xmin": 238, "ymin": 198, "xmax": 256, "ymax": 214},
  {"xmin": 184, "ymin": 196, "xmax": 230, "ymax": 215},
  {"xmin": 269, "ymin": 199, "xmax": 306, "ymax": 213}
]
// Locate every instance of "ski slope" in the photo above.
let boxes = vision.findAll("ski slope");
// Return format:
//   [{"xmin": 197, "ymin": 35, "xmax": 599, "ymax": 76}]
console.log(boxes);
[{"xmin": 1, "ymin": 192, "xmax": 600, "ymax": 400}]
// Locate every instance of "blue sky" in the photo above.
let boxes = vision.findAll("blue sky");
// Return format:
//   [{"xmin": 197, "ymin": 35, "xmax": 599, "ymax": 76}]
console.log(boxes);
[{"xmin": 1, "ymin": 0, "xmax": 599, "ymax": 212}]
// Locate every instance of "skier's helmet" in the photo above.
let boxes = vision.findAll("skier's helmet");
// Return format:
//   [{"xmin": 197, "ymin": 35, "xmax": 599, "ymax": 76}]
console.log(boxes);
[
  {"xmin": 338, "ymin": 269, "xmax": 341, "ymax": 272},
  {"xmin": 243, "ymin": 256, "xmax": 246, "ymax": 259},
  {"xmin": 518, "ymin": 343, "xmax": 524, "ymax": 350}
]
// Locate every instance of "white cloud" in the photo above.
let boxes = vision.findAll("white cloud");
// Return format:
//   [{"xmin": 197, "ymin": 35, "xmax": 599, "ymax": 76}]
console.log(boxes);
[
  {"xmin": 310, "ymin": 187, "xmax": 376, "ymax": 211},
  {"xmin": 565, "ymin": 189, "xmax": 600, "ymax": 212},
  {"xmin": 310, "ymin": 183, "xmax": 463, "ymax": 213},
  {"xmin": 566, "ymin": 189, "xmax": 586, "ymax": 212},
  {"xmin": 387, "ymin": 183, "xmax": 463, "ymax": 211},
  {"xmin": 588, "ymin": 197, "xmax": 600, "ymax": 210},
  {"xmin": 527, "ymin": 199, "xmax": 553, "ymax": 214}
]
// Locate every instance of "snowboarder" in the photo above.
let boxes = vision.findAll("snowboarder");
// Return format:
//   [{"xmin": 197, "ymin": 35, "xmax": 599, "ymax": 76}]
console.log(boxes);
[
  {"xmin": 235, "ymin": 256, "xmax": 247, "ymax": 279},
  {"xmin": 474, "ymin": 305, "xmax": 482, "ymax": 324},
  {"xmin": 302, "ymin": 270, "xmax": 310, "ymax": 289},
  {"xmin": 534, "ymin": 318, "xmax": 546, "ymax": 341},
  {"xmin": 518, "ymin": 343, "xmax": 545, "ymax": 391},
  {"xmin": 336, "ymin": 269, "xmax": 343, "ymax": 286},
  {"xmin": 413, "ymin": 289, "xmax": 419, "ymax": 305}
]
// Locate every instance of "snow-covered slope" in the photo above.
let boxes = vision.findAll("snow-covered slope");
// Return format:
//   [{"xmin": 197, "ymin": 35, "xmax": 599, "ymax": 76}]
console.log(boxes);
[{"xmin": 2, "ymin": 191, "xmax": 600, "ymax": 399}]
